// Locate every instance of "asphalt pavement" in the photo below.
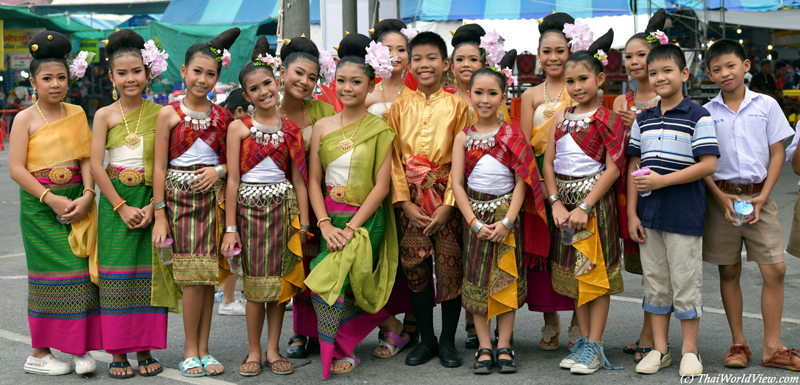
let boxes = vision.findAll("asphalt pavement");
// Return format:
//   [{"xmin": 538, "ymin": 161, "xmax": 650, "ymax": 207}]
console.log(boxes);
[{"xmin": 2, "ymin": 138, "xmax": 800, "ymax": 385}]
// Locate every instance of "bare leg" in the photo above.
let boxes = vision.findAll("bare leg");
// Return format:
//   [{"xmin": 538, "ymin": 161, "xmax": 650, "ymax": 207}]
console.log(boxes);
[
  {"xmin": 759, "ymin": 262, "xmax": 786, "ymax": 360},
  {"xmin": 265, "ymin": 301, "xmax": 287, "ymax": 362},
  {"xmin": 32, "ymin": 348, "xmax": 52, "ymax": 358},
  {"xmin": 198, "ymin": 285, "xmax": 223, "ymax": 374},
  {"xmin": 221, "ymin": 275, "xmax": 237, "ymax": 305},
  {"xmin": 472, "ymin": 313, "xmax": 492, "ymax": 361},
  {"xmin": 587, "ymin": 296, "xmax": 610, "ymax": 342},
  {"xmin": 719, "ymin": 263, "xmax": 746, "ymax": 346},
  {"xmin": 681, "ymin": 318, "xmax": 699, "ymax": 355},
  {"xmin": 497, "ymin": 311, "xmax": 516, "ymax": 360},
  {"xmin": 574, "ymin": 299, "xmax": 590, "ymax": 339},
  {"xmin": 181, "ymin": 284, "xmax": 205, "ymax": 375},
  {"xmin": 651, "ymin": 313, "xmax": 670, "ymax": 354},
  {"xmin": 635, "ymin": 311, "xmax": 658, "ymax": 360},
  {"xmin": 246, "ymin": 301, "xmax": 266, "ymax": 363},
  {"xmin": 374, "ymin": 316, "xmax": 406, "ymax": 356}
]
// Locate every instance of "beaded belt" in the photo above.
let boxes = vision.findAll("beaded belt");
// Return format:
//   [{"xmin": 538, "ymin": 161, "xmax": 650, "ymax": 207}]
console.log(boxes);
[
  {"xmin": 106, "ymin": 165, "xmax": 145, "ymax": 187},
  {"xmin": 469, "ymin": 192, "xmax": 512, "ymax": 216},
  {"xmin": 327, "ymin": 185, "xmax": 349, "ymax": 204},
  {"xmin": 715, "ymin": 180, "xmax": 763, "ymax": 195},
  {"xmin": 556, "ymin": 170, "xmax": 603, "ymax": 205},
  {"xmin": 165, "ymin": 168, "xmax": 225, "ymax": 193},
  {"xmin": 32, "ymin": 167, "xmax": 81, "ymax": 185},
  {"xmin": 237, "ymin": 181, "xmax": 293, "ymax": 207}
]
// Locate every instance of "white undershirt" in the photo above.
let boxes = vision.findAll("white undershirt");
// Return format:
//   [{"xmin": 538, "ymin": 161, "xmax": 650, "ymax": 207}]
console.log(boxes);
[
  {"xmin": 109, "ymin": 136, "xmax": 145, "ymax": 170},
  {"xmin": 241, "ymin": 157, "xmax": 286, "ymax": 183},
  {"xmin": 170, "ymin": 139, "xmax": 219, "ymax": 167},
  {"xmin": 467, "ymin": 155, "xmax": 515, "ymax": 195},
  {"xmin": 554, "ymin": 134, "xmax": 605, "ymax": 177},
  {"xmin": 325, "ymin": 151, "xmax": 353, "ymax": 187}
]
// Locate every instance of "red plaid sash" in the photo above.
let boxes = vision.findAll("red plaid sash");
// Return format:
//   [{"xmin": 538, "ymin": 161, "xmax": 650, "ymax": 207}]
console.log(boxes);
[
  {"xmin": 169, "ymin": 101, "xmax": 232, "ymax": 164},
  {"xmin": 405, "ymin": 155, "xmax": 451, "ymax": 216},
  {"xmin": 239, "ymin": 115, "xmax": 307, "ymax": 182}
]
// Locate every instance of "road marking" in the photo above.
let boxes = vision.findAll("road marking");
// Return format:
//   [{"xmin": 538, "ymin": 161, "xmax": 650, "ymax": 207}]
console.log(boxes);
[
  {"xmin": 0, "ymin": 329, "xmax": 235, "ymax": 384},
  {"xmin": 0, "ymin": 276, "xmax": 27, "ymax": 280},
  {"xmin": 0, "ymin": 253, "xmax": 25, "ymax": 259},
  {"xmin": 612, "ymin": 295, "xmax": 800, "ymax": 325}
]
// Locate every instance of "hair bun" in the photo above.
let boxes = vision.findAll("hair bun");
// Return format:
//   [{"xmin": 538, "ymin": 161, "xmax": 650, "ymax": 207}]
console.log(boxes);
[
  {"xmin": 451, "ymin": 24, "xmax": 485, "ymax": 47},
  {"xmin": 251, "ymin": 35, "xmax": 271, "ymax": 61},
  {"xmin": 207, "ymin": 27, "xmax": 240, "ymax": 51},
  {"xmin": 588, "ymin": 28, "xmax": 614, "ymax": 54},
  {"xmin": 105, "ymin": 29, "xmax": 146, "ymax": 57},
  {"xmin": 539, "ymin": 13, "xmax": 575, "ymax": 34},
  {"xmin": 29, "ymin": 31, "xmax": 71, "ymax": 60},
  {"xmin": 279, "ymin": 36, "xmax": 320, "ymax": 62},
  {"xmin": 498, "ymin": 49, "xmax": 517, "ymax": 69},
  {"xmin": 371, "ymin": 19, "xmax": 406, "ymax": 41},
  {"xmin": 336, "ymin": 33, "xmax": 371, "ymax": 58},
  {"xmin": 644, "ymin": 9, "xmax": 668, "ymax": 34}
]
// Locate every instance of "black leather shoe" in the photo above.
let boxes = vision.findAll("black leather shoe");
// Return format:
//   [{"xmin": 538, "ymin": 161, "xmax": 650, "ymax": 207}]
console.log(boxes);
[
  {"xmin": 405, "ymin": 343, "xmax": 439, "ymax": 366},
  {"xmin": 464, "ymin": 324, "xmax": 478, "ymax": 349},
  {"xmin": 286, "ymin": 335, "xmax": 308, "ymax": 358},
  {"xmin": 439, "ymin": 346, "xmax": 463, "ymax": 368},
  {"xmin": 472, "ymin": 348, "xmax": 494, "ymax": 374},
  {"xmin": 495, "ymin": 348, "xmax": 517, "ymax": 374},
  {"xmin": 306, "ymin": 337, "xmax": 320, "ymax": 354}
]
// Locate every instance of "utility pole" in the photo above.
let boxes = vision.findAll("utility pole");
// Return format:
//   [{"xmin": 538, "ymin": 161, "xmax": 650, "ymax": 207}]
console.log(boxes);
[
  {"xmin": 282, "ymin": 0, "xmax": 310, "ymax": 39},
  {"xmin": 342, "ymin": 0, "xmax": 358, "ymax": 34},
  {"xmin": 368, "ymin": 0, "xmax": 379, "ymax": 27}
]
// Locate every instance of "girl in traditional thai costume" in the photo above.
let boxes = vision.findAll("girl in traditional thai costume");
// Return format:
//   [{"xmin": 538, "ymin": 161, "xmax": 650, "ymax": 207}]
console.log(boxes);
[
  {"xmin": 543, "ymin": 29, "xmax": 625, "ymax": 374},
  {"xmin": 9, "ymin": 31, "xmax": 100, "ymax": 376},
  {"xmin": 90, "ymin": 28, "xmax": 170, "ymax": 379},
  {"xmin": 221, "ymin": 36, "xmax": 310, "ymax": 377},
  {"xmin": 519, "ymin": 13, "xmax": 581, "ymax": 351},
  {"xmin": 452, "ymin": 59, "xmax": 550, "ymax": 374},
  {"xmin": 151, "ymin": 27, "xmax": 240, "ymax": 377},
  {"xmin": 278, "ymin": 36, "xmax": 337, "ymax": 359},
  {"xmin": 610, "ymin": 9, "xmax": 668, "ymax": 363},
  {"xmin": 305, "ymin": 33, "xmax": 398, "ymax": 378}
]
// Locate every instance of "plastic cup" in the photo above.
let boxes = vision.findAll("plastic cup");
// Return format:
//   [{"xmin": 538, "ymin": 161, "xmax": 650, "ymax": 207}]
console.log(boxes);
[
  {"xmin": 158, "ymin": 238, "xmax": 174, "ymax": 265},
  {"xmin": 631, "ymin": 167, "xmax": 652, "ymax": 197},
  {"xmin": 732, "ymin": 201, "xmax": 754, "ymax": 227},
  {"xmin": 227, "ymin": 246, "xmax": 243, "ymax": 274},
  {"xmin": 561, "ymin": 222, "xmax": 574, "ymax": 246}
]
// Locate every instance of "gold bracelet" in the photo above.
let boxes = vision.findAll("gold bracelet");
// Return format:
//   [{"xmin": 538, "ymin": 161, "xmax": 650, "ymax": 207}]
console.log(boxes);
[
  {"xmin": 113, "ymin": 199, "xmax": 127, "ymax": 212},
  {"xmin": 82, "ymin": 188, "xmax": 96, "ymax": 197},
  {"xmin": 39, "ymin": 189, "xmax": 51, "ymax": 203},
  {"xmin": 402, "ymin": 201, "xmax": 412, "ymax": 210},
  {"xmin": 316, "ymin": 217, "xmax": 331, "ymax": 227},
  {"xmin": 345, "ymin": 222, "xmax": 359, "ymax": 231}
]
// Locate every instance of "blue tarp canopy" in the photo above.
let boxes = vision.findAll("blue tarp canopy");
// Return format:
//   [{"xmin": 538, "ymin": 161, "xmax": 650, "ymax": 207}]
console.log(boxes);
[
  {"xmin": 643, "ymin": 0, "xmax": 800, "ymax": 12},
  {"xmin": 70, "ymin": 16, "xmax": 119, "ymax": 31},
  {"xmin": 160, "ymin": 0, "xmax": 321, "ymax": 25}
]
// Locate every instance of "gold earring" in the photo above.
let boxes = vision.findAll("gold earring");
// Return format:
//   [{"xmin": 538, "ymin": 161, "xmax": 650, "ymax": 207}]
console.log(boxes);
[
  {"xmin": 537, "ymin": 64, "xmax": 544, "ymax": 75},
  {"xmin": 31, "ymin": 89, "xmax": 37, "ymax": 104},
  {"xmin": 112, "ymin": 86, "xmax": 118, "ymax": 101},
  {"xmin": 498, "ymin": 109, "xmax": 505, "ymax": 124},
  {"xmin": 597, "ymin": 88, "xmax": 604, "ymax": 107},
  {"xmin": 280, "ymin": 79, "xmax": 285, "ymax": 94}
]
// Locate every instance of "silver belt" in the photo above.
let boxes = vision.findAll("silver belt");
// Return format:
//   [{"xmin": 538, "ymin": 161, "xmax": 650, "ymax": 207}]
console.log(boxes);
[
  {"xmin": 238, "ymin": 181, "xmax": 294, "ymax": 207},
  {"xmin": 469, "ymin": 192, "xmax": 512, "ymax": 216},
  {"xmin": 165, "ymin": 168, "xmax": 225, "ymax": 193},
  {"xmin": 556, "ymin": 170, "xmax": 603, "ymax": 205}
]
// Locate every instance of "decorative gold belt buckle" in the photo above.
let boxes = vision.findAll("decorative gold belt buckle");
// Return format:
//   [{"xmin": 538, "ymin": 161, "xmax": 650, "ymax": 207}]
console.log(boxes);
[
  {"xmin": 48, "ymin": 166, "xmax": 73, "ymax": 185},
  {"xmin": 330, "ymin": 185, "xmax": 348, "ymax": 203},
  {"xmin": 118, "ymin": 169, "xmax": 144, "ymax": 186}
]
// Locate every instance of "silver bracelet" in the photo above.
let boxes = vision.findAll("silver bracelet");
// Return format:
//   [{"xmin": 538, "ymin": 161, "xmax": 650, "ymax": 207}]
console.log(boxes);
[
  {"xmin": 470, "ymin": 219, "xmax": 484, "ymax": 234},
  {"xmin": 547, "ymin": 194, "xmax": 561, "ymax": 205},
  {"xmin": 300, "ymin": 224, "xmax": 312, "ymax": 232},
  {"xmin": 214, "ymin": 164, "xmax": 225, "ymax": 179},
  {"xmin": 225, "ymin": 225, "xmax": 238, "ymax": 233},
  {"xmin": 500, "ymin": 216, "xmax": 514, "ymax": 230},
  {"xmin": 578, "ymin": 201, "xmax": 594, "ymax": 215},
  {"xmin": 153, "ymin": 200, "xmax": 166, "ymax": 210}
]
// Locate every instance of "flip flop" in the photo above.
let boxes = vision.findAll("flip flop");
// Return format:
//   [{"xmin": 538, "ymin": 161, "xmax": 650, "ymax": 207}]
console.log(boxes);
[
  {"xmin": 108, "ymin": 361, "xmax": 135, "ymax": 379},
  {"xmin": 137, "ymin": 357, "xmax": 163, "ymax": 377},
  {"xmin": 374, "ymin": 331, "xmax": 410, "ymax": 358},
  {"xmin": 623, "ymin": 339, "xmax": 639, "ymax": 354},
  {"xmin": 331, "ymin": 354, "xmax": 360, "ymax": 375},
  {"xmin": 634, "ymin": 346, "xmax": 653, "ymax": 363},
  {"xmin": 179, "ymin": 357, "xmax": 204, "ymax": 378},
  {"xmin": 200, "ymin": 355, "xmax": 223, "ymax": 376}
]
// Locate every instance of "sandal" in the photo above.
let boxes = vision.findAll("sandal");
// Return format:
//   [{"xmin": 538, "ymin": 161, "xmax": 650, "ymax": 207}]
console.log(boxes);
[
  {"xmin": 473, "ymin": 348, "xmax": 494, "ymax": 375},
  {"xmin": 623, "ymin": 339, "xmax": 639, "ymax": 354},
  {"xmin": 137, "ymin": 357, "xmax": 163, "ymax": 377},
  {"xmin": 108, "ymin": 361, "xmax": 135, "ymax": 379},
  {"xmin": 495, "ymin": 348, "xmax": 518, "ymax": 374},
  {"xmin": 200, "ymin": 355, "xmax": 223, "ymax": 376},
  {"xmin": 567, "ymin": 326, "xmax": 581, "ymax": 350},
  {"xmin": 179, "ymin": 357, "xmax": 204, "ymax": 378},
  {"xmin": 264, "ymin": 354, "xmax": 293, "ymax": 375},
  {"xmin": 374, "ymin": 331, "xmax": 411, "ymax": 358},
  {"xmin": 331, "ymin": 353, "xmax": 359, "ymax": 375},
  {"xmin": 239, "ymin": 355, "xmax": 261, "ymax": 377},
  {"xmin": 465, "ymin": 324, "xmax": 479, "ymax": 349},
  {"xmin": 634, "ymin": 346, "xmax": 653, "ymax": 363},
  {"xmin": 539, "ymin": 318, "xmax": 561, "ymax": 351}
]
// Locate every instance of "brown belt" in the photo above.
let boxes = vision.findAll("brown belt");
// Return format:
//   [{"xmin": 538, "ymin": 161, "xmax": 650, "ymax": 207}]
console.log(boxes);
[{"xmin": 715, "ymin": 180, "xmax": 763, "ymax": 195}]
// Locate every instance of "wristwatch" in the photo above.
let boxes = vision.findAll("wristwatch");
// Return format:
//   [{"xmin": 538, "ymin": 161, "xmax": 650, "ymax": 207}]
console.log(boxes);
[
  {"xmin": 547, "ymin": 194, "xmax": 561, "ymax": 205},
  {"xmin": 578, "ymin": 201, "xmax": 594, "ymax": 215}
]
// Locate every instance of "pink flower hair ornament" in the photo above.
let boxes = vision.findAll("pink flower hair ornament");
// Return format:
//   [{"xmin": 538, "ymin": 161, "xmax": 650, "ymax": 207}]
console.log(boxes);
[
  {"xmin": 488, "ymin": 65, "xmax": 516, "ymax": 87},
  {"xmin": 253, "ymin": 53, "xmax": 279, "ymax": 68},
  {"xmin": 479, "ymin": 30, "xmax": 506, "ymax": 67},
  {"xmin": 364, "ymin": 41, "xmax": 397, "ymax": 79},
  {"xmin": 209, "ymin": 47, "xmax": 232, "ymax": 68},
  {"xmin": 141, "ymin": 37, "xmax": 169, "ymax": 79},
  {"xmin": 563, "ymin": 21, "xmax": 594, "ymax": 52},
  {"xmin": 400, "ymin": 27, "xmax": 419, "ymax": 40},
  {"xmin": 647, "ymin": 30, "xmax": 669, "ymax": 45},
  {"xmin": 594, "ymin": 49, "xmax": 609, "ymax": 66},
  {"xmin": 318, "ymin": 50, "xmax": 336, "ymax": 86},
  {"xmin": 68, "ymin": 51, "xmax": 94, "ymax": 84}
]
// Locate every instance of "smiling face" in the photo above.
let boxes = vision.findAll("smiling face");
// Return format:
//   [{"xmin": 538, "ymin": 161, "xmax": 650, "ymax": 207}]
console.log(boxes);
[
  {"xmin": 110, "ymin": 52, "xmax": 148, "ymax": 99},
  {"xmin": 648, "ymin": 57, "xmax": 689, "ymax": 99},
  {"xmin": 31, "ymin": 62, "xmax": 69, "ymax": 105},
  {"xmin": 538, "ymin": 33, "xmax": 570, "ymax": 78},
  {"xmin": 625, "ymin": 39, "xmax": 651, "ymax": 82},
  {"xmin": 381, "ymin": 32, "xmax": 409, "ymax": 76},
  {"xmin": 280, "ymin": 58, "xmax": 319, "ymax": 101},
  {"xmin": 410, "ymin": 43, "xmax": 449, "ymax": 90},
  {"xmin": 469, "ymin": 73, "xmax": 506, "ymax": 121},
  {"xmin": 452, "ymin": 44, "xmax": 482, "ymax": 86},
  {"xmin": 180, "ymin": 54, "xmax": 219, "ymax": 100},
  {"xmin": 707, "ymin": 53, "xmax": 750, "ymax": 93},
  {"xmin": 242, "ymin": 68, "xmax": 278, "ymax": 112},
  {"xmin": 565, "ymin": 61, "xmax": 604, "ymax": 107},
  {"xmin": 335, "ymin": 62, "xmax": 375, "ymax": 108}
]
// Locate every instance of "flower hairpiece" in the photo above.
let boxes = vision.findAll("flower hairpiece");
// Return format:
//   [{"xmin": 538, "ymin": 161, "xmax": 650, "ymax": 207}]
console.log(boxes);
[
  {"xmin": 479, "ymin": 30, "xmax": 506, "ymax": 67},
  {"xmin": 400, "ymin": 27, "xmax": 419, "ymax": 40},
  {"xmin": 647, "ymin": 30, "xmax": 668, "ymax": 45},
  {"xmin": 489, "ymin": 65, "xmax": 516, "ymax": 87},
  {"xmin": 69, "ymin": 51, "xmax": 94, "ymax": 83},
  {"xmin": 209, "ymin": 47, "xmax": 232, "ymax": 68},
  {"xmin": 141, "ymin": 37, "xmax": 169, "ymax": 79},
  {"xmin": 563, "ymin": 21, "xmax": 594, "ymax": 52},
  {"xmin": 253, "ymin": 53, "xmax": 279, "ymax": 68},
  {"xmin": 594, "ymin": 49, "xmax": 609, "ymax": 66},
  {"xmin": 318, "ymin": 51, "xmax": 336, "ymax": 86},
  {"xmin": 365, "ymin": 41, "xmax": 397, "ymax": 79}
]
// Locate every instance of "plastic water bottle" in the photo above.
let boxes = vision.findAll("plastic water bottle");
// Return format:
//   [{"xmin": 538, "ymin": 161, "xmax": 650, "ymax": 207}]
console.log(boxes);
[{"xmin": 561, "ymin": 222, "xmax": 574, "ymax": 246}]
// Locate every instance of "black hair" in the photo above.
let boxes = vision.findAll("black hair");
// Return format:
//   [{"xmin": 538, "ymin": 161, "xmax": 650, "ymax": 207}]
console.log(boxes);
[
  {"xmin": 238, "ymin": 35, "xmax": 276, "ymax": 87},
  {"xmin": 450, "ymin": 24, "xmax": 485, "ymax": 61},
  {"xmin": 775, "ymin": 61, "xmax": 787, "ymax": 70},
  {"xmin": 704, "ymin": 38, "xmax": 747, "ymax": 69},
  {"xmin": 760, "ymin": 58, "xmax": 772, "ymax": 68},
  {"xmin": 184, "ymin": 27, "xmax": 240, "ymax": 72},
  {"xmin": 105, "ymin": 29, "xmax": 145, "ymax": 69},
  {"xmin": 626, "ymin": 9, "xmax": 668, "ymax": 49},
  {"xmin": 28, "ymin": 31, "xmax": 71, "ymax": 77},
  {"xmin": 538, "ymin": 12, "xmax": 574, "ymax": 47},
  {"xmin": 221, "ymin": 88, "xmax": 252, "ymax": 116},
  {"xmin": 646, "ymin": 43, "xmax": 686, "ymax": 70},
  {"xmin": 279, "ymin": 36, "xmax": 320, "ymax": 72},
  {"xmin": 335, "ymin": 33, "xmax": 374, "ymax": 79},
  {"xmin": 468, "ymin": 50, "xmax": 517, "ymax": 92},
  {"xmin": 371, "ymin": 19, "xmax": 408, "ymax": 46},
  {"xmin": 408, "ymin": 31, "xmax": 448, "ymax": 60},
  {"xmin": 564, "ymin": 28, "xmax": 614, "ymax": 75}
]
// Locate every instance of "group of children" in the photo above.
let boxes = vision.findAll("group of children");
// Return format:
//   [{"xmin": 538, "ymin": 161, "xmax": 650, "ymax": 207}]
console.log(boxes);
[{"xmin": 10, "ymin": 10, "xmax": 800, "ymax": 380}]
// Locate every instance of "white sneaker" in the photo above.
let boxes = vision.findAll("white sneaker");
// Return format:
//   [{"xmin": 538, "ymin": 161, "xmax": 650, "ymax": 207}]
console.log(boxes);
[
  {"xmin": 285, "ymin": 298, "xmax": 293, "ymax": 310},
  {"xmin": 218, "ymin": 300, "xmax": 246, "ymax": 316},
  {"xmin": 679, "ymin": 352, "xmax": 703, "ymax": 377},
  {"xmin": 72, "ymin": 354, "xmax": 96, "ymax": 374},
  {"xmin": 636, "ymin": 350, "xmax": 672, "ymax": 374},
  {"xmin": 24, "ymin": 354, "xmax": 72, "ymax": 375}
]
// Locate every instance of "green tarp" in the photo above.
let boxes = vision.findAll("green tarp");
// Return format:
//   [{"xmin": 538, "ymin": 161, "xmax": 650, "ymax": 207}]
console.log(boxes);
[{"xmin": 0, "ymin": 5, "xmax": 98, "ymax": 33}]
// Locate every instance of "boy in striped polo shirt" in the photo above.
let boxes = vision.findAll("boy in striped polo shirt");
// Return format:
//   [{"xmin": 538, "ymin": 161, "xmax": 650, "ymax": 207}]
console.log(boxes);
[{"xmin": 627, "ymin": 44, "xmax": 719, "ymax": 378}]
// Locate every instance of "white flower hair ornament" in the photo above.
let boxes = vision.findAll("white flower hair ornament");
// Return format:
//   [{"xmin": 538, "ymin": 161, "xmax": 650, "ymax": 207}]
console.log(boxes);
[
  {"xmin": 488, "ymin": 65, "xmax": 516, "ymax": 87},
  {"xmin": 69, "ymin": 51, "xmax": 94, "ymax": 84},
  {"xmin": 479, "ymin": 30, "xmax": 506, "ymax": 67},
  {"xmin": 141, "ymin": 37, "xmax": 169, "ymax": 79},
  {"xmin": 364, "ymin": 41, "xmax": 397, "ymax": 79},
  {"xmin": 647, "ymin": 30, "xmax": 669, "ymax": 45},
  {"xmin": 594, "ymin": 49, "xmax": 609, "ymax": 66},
  {"xmin": 563, "ymin": 21, "xmax": 594, "ymax": 52},
  {"xmin": 318, "ymin": 50, "xmax": 336, "ymax": 86},
  {"xmin": 400, "ymin": 27, "xmax": 419, "ymax": 40}
]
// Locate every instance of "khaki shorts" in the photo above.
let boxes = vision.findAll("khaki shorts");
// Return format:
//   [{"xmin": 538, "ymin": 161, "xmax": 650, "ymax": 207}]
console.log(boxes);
[
  {"xmin": 702, "ymin": 192, "xmax": 784, "ymax": 265},
  {"xmin": 787, "ymin": 191, "xmax": 800, "ymax": 258},
  {"xmin": 640, "ymin": 228, "xmax": 703, "ymax": 320}
]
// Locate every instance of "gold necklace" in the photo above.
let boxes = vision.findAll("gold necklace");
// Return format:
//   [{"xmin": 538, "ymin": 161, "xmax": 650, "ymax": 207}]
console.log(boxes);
[
  {"xmin": 379, "ymin": 81, "xmax": 403, "ymax": 121},
  {"xmin": 542, "ymin": 81, "xmax": 566, "ymax": 119},
  {"xmin": 279, "ymin": 102, "xmax": 310, "ymax": 128},
  {"xmin": 34, "ymin": 102, "xmax": 64, "ymax": 125},
  {"xmin": 119, "ymin": 99, "xmax": 145, "ymax": 149},
  {"xmin": 338, "ymin": 112, "xmax": 368, "ymax": 153}
]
